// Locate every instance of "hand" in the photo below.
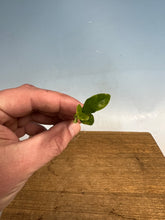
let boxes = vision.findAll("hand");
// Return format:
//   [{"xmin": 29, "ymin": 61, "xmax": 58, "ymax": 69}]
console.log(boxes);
[{"xmin": 0, "ymin": 84, "xmax": 81, "ymax": 210}]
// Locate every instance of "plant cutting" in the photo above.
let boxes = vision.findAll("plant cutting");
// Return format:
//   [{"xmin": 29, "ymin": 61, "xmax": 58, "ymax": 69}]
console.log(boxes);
[{"xmin": 74, "ymin": 93, "xmax": 111, "ymax": 125}]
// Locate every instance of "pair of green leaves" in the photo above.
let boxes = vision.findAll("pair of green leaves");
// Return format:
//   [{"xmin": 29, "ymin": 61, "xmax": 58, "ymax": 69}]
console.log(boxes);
[{"xmin": 74, "ymin": 93, "xmax": 111, "ymax": 125}]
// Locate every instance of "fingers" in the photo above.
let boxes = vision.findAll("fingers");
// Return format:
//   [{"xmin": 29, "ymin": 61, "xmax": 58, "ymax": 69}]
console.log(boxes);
[
  {"xmin": 0, "ymin": 125, "xmax": 18, "ymax": 142},
  {"xmin": 16, "ymin": 121, "xmax": 81, "ymax": 173},
  {"xmin": 0, "ymin": 84, "xmax": 81, "ymax": 119},
  {"xmin": 15, "ymin": 111, "xmax": 69, "ymax": 138},
  {"xmin": 15, "ymin": 122, "xmax": 47, "ymax": 138}
]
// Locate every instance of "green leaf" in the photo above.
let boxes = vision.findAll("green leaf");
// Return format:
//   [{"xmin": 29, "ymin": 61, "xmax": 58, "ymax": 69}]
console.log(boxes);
[
  {"xmin": 76, "ymin": 104, "xmax": 89, "ymax": 120},
  {"xmin": 74, "ymin": 104, "xmax": 90, "ymax": 123},
  {"xmin": 82, "ymin": 93, "xmax": 110, "ymax": 114},
  {"xmin": 80, "ymin": 113, "xmax": 94, "ymax": 125},
  {"xmin": 74, "ymin": 93, "xmax": 111, "ymax": 126}
]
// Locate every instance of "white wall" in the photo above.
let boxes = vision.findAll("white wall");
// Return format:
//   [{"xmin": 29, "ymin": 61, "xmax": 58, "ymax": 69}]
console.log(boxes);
[{"xmin": 0, "ymin": 0, "xmax": 165, "ymax": 155}]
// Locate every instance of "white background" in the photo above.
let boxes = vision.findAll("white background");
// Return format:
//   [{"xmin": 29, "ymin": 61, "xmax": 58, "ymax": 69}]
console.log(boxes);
[{"xmin": 0, "ymin": 0, "xmax": 164, "ymax": 155}]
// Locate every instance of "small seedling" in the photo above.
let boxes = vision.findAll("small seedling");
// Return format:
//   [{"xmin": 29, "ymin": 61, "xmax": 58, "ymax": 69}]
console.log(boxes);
[{"xmin": 74, "ymin": 93, "xmax": 111, "ymax": 125}]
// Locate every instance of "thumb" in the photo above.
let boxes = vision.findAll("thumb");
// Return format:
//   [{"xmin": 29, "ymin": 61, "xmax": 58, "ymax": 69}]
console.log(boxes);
[{"xmin": 17, "ymin": 121, "xmax": 81, "ymax": 173}]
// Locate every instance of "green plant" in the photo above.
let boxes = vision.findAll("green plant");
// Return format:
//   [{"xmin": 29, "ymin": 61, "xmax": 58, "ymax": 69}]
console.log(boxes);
[{"xmin": 74, "ymin": 93, "xmax": 111, "ymax": 125}]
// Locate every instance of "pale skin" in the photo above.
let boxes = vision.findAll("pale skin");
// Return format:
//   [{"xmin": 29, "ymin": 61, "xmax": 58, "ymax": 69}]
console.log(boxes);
[{"xmin": 0, "ymin": 84, "xmax": 81, "ymax": 211}]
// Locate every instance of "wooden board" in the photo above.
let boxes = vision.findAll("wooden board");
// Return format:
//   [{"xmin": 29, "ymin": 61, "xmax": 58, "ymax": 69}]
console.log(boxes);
[{"xmin": 1, "ymin": 132, "xmax": 165, "ymax": 220}]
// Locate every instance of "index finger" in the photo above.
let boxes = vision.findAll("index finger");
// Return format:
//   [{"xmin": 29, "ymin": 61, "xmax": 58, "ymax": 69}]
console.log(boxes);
[{"xmin": 0, "ymin": 84, "xmax": 80, "ymax": 118}]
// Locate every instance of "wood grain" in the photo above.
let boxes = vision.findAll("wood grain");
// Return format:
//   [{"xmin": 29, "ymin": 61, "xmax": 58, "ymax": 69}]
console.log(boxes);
[{"xmin": 1, "ymin": 132, "xmax": 165, "ymax": 220}]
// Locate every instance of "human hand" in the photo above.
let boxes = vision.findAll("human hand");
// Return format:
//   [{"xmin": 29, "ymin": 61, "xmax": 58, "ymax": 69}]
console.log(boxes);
[{"xmin": 0, "ymin": 84, "xmax": 81, "ymax": 210}]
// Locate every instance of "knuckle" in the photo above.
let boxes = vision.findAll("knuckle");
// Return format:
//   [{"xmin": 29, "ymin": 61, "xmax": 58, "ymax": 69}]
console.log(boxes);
[
  {"xmin": 52, "ymin": 135, "xmax": 64, "ymax": 156},
  {"xmin": 20, "ymin": 84, "xmax": 36, "ymax": 89},
  {"xmin": 49, "ymin": 124, "xmax": 72, "ymax": 157}
]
